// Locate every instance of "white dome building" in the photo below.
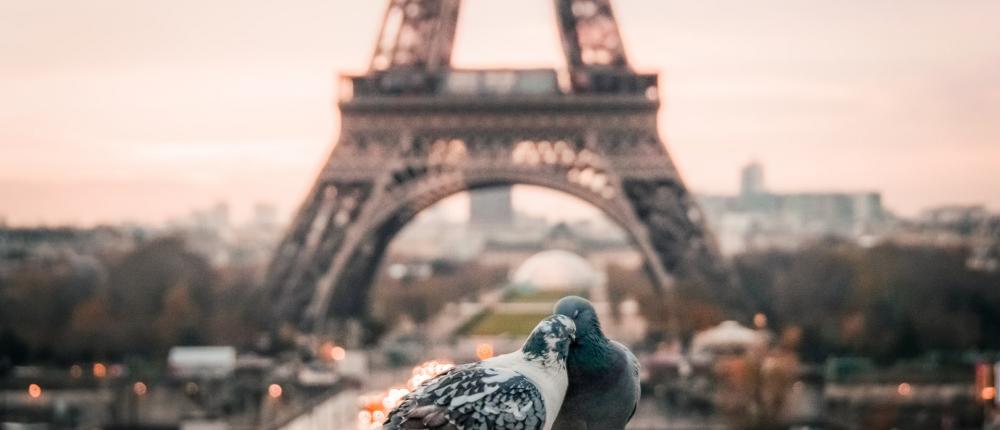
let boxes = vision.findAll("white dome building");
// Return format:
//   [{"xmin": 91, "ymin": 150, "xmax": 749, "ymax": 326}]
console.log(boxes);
[
  {"xmin": 510, "ymin": 249, "xmax": 600, "ymax": 292},
  {"xmin": 689, "ymin": 320, "xmax": 768, "ymax": 364}
]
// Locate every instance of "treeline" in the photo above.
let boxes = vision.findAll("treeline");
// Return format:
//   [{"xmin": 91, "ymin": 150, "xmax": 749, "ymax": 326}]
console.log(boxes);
[
  {"xmin": 6, "ymin": 236, "xmax": 998, "ymax": 367},
  {"xmin": 370, "ymin": 260, "xmax": 507, "ymax": 326},
  {"xmin": 608, "ymin": 240, "xmax": 1000, "ymax": 364},
  {"xmin": 0, "ymin": 237, "xmax": 270, "ymax": 366}
]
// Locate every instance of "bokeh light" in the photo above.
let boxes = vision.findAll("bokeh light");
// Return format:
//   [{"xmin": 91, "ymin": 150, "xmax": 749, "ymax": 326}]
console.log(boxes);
[
  {"xmin": 407, "ymin": 359, "xmax": 455, "ymax": 390},
  {"xmin": 332, "ymin": 346, "xmax": 347, "ymax": 361},
  {"xmin": 268, "ymin": 383, "xmax": 283, "ymax": 399},
  {"xmin": 753, "ymin": 313, "xmax": 768, "ymax": 329},
  {"xmin": 476, "ymin": 343, "xmax": 494, "ymax": 361},
  {"xmin": 982, "ymin": 386, "xmax": 996, "ymax": 401},
  {"xmin": 897, "ymin": 382, "xmax": 912, "ymax": 396},
  {"xmin": 92, "ymin": 362, "xmax": 107, "ymax": 378},
  {"xmin": 357, "ymin": 359, "xmax": 455, "ymax": 429},
  {"xmin": 27, "ymin": 384, "xmax": 42, "ymax": 399}
]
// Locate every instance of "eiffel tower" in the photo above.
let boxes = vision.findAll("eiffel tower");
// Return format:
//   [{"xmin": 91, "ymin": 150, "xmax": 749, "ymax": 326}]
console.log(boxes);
[{"xmin": 266, "ymin": 0, "xmax": 742, "ymax": 334}]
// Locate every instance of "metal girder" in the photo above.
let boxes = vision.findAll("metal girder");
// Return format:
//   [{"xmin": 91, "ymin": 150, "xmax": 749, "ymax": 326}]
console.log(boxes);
[
  {"xmin": 263, "ymin": 1, "xmax": 744, "ymax": 339},
  {"xmin": 370, "ymin": 0, "xmax": 461, "ymax": 72},
  {"xmin": 266, "ymin": 99, "xmax": 745, "ymax": 337},
  {"xmin": 368, "ymin": 0, "xmax": 635, "ymax": 90},
  {"xmin": 554, "ymin": 0, "xmax": 630, "ymax": 69},
  {"xmin": 369, "ymin": 0, "xmax": 630, "ymax": 72}
]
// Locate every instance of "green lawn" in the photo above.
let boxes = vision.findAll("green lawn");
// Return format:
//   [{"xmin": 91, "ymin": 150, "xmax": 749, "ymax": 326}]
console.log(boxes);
[
  {"xmin": 460, "ymin": 311, "xmax": 553, "ymax": 337},
  {"xmin": 503, "ymin": 288, "xmax": 590, "ymax": 303},
  {"xmin": 456, "ymin": 288, "xmax": 591, "ymax": 337}
]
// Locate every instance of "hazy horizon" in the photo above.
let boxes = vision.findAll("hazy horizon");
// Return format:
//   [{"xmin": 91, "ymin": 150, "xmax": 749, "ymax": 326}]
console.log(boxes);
[{"xmin": 2, "ymin": 0, "xmax": 999, "ymax": 227}]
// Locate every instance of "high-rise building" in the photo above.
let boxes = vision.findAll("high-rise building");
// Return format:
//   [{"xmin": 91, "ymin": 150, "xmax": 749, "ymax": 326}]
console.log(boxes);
[
  {"xmin": 469, "ymin": 186, "xmax": 514, "ymax": 227},
  {"xmin": 698, "ymin": 162, "xmax": 887, "ymax": 254},
  {"xmin": 740, "ymin": 161, "xmax": 766, "ymax": 197}
]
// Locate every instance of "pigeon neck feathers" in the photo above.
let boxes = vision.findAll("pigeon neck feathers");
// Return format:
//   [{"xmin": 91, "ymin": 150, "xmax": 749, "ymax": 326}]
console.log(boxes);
[
  {"xmin": 552, "ymin": 296, "xmax": 616, "ymax": 374},
  {"xmin": 569, "ymin": 316, "xmax": 616, "ymax": 374},
  {"xmin": 519, "ymin": 314, "xmax": 575, "ymax": 369}
]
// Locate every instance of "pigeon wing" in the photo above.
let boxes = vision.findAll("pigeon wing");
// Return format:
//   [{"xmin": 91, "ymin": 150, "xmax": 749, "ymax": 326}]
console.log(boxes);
[
  {"xmin": 612, "ymin": 340, "xmax": 642, "ymax": 423},
  {"xmin": 384, "ymin": 363, "xmax": 547, "ymax": 430}
]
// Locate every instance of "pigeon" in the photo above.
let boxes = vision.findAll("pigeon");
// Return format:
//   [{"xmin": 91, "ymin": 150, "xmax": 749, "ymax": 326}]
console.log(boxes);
[
  {"xmin": 383, "ymin": 314, "xmax": 576, "ymax": 430},
  {"xmin": 551, "ymin": 296, "xmax": 641, "ymax": 430}
]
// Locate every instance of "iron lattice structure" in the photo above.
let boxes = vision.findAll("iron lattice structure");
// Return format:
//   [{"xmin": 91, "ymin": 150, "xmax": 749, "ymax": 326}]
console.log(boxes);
[{"xmin": 266, "ymin": 0, "xmax": 745, "ymax": 334}]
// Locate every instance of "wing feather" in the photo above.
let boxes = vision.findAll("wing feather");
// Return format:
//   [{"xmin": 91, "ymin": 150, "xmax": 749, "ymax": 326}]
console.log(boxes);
[{"xmin": 384, "ymin": 363, "xmax": 546, "ymax": 430}]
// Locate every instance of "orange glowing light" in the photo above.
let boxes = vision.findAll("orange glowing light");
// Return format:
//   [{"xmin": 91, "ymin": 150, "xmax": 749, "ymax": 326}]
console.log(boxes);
[
  {"xmin": 897, "ymin": 382, "xmax": 912, "ymax": 396},
  {"xmin": 318, "ymin": 342, "xmax": 347, "ymax": 362},
  {"xmin": 407, "ymin": 359, "xmax": 455, "ymax": 390},
  {"xmin": 983, "ymin": 387, "xmax": 997, "ymax": 401},
  {"xmin": 93, "ymin": 363, "xmax": 107, "ymax": 378},
  {"xmin": 476, "ymin": 343, "xmax": 494, "ymax": 361},
  {"xmin": 358, "ymin": 410, "xmax": 374, "ymax": 428},
  {"xmin": 753, "ymin": 313, "xmax": 768, "ymax": 329},
  {"xmin": 133, "ymin": 382, "xmax": 148, "ymax": 396},
  {"xmin": 319, "ymin": 341, "xmax": 335, "ymax": 361},
  {"xmin": 28, "ymin": 384, "xmax": 42, "ymax": 399},
  {"xmin": 383, "ymin": 387, "xmax": 410, "ymax": 411},
  {"xmin": 357, "ymin": 360, "xmax": 455, "ymax": 429},
  {"xmin": 332, "ymin": 346, "xmax": 347, "ymax": 361},
  {"xmin": 268, "ymin": 383, "xmax": 283, "ymax": 399},
  {"xmin": 359, "ymin": 392, "xmax": 387, "ymax": 412}
]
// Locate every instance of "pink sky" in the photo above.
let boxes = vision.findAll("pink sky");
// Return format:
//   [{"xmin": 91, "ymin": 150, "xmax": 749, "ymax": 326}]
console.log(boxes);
[{"xmin": 1, "ymin": 0, "xmax": 998, "ymax": 226}]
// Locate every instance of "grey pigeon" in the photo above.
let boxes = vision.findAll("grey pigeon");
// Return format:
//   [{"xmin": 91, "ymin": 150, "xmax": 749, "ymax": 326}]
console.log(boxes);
[
  {"xmin": 551, "ymin": 296, "xmax": 640, "ymax": 430},
  {"xmin": 383, "ymin": 314, "xmax": 576, "ymax": 430}
]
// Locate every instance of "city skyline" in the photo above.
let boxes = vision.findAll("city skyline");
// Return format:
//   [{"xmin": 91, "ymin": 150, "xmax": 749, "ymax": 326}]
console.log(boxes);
[{"xmin": 2, "ymin": 0, "xmax": 999, "ymax": 226}]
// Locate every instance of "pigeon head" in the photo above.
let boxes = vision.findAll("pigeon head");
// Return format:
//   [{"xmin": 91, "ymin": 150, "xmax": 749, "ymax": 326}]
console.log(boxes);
[
  {"xmin": 521, "ymin": 314, "xmax": 576, "ymax": 366},
  {"xmin": 553, "ymin": 295, "xmax": 603, "ymax": 342}
]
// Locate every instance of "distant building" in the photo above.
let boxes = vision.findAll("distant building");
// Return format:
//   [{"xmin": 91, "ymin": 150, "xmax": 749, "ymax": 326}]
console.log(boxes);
[
  {"xmin": 888, "ymin": 205, "xmax": 990, "ymax": 248},
  {"xmin": 917, "ymin": 205, "xmax": 989, "ymax": 235},
  {"xmin": 251, "ymin": 203, "xmax": 280, "ymax": 230},
  {"xmin": 510, "ymin": 249, "xmax": 600, "ymax": 292},
  {"xmin": 469, "ymin": 186, "xmax": 514, "ymax": 228},
  {"xmin": 390, "ymin": 188, "xmax": 640, "ymax": 270},
  {"xmin": 968, "ymin": 215, "xmax": 1000, "ymax": 272},
  {"xmin": 0, "ymin": 225, "xmax": 145, "ymax": 275},
  {"xmin": 478, "ymin": 222, "xmax": 641, "ymax": 270},
  {"xmin": 892, "ymin": 204, "xmax": 1000, "ymax": 271},
  {"xmin": 167, "ymin": 346, "xmax": 237, "ymax": 379},
  {"xmin": 699, "ymin": 163, "xmax": 888, "ymax": 255},
  {"xmin": 165, "ymin": 202, "xmax": 282, "ymax": 268},
  {"xmin": 740, "ymin": 161, "xmax": 766, "ymax": 198}
]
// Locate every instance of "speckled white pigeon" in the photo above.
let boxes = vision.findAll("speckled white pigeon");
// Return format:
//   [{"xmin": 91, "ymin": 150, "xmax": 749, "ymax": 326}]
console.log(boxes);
[
  {"xmin": 383, "ymin": 314, "xmax": 576, "ymax": 430},
  {"xmin": 551, "ymin": 296, "xmax": 641, "ymax": 430}
]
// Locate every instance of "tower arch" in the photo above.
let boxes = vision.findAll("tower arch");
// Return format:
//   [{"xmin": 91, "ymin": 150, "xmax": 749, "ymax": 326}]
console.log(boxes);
[{"xmin": 264, "ymin": 0, "xmax": 745, "ymax": 334}]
